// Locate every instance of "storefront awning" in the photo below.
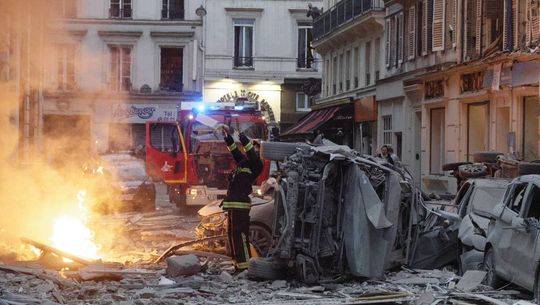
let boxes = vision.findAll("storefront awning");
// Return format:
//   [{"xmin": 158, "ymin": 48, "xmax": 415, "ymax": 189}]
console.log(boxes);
[{"xmin": 281, "ymin": 106, "xmax": 340, "ymax": 136}]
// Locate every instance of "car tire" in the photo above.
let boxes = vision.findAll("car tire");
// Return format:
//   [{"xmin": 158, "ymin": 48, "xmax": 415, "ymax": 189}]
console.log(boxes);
[
  {"xmin": 248, "ymin": 257, "xmax": 285, "ymax": 281},
  {"xmin": 472, "ymin": 151, "xmax": 503, "ymax": 163},
  {"xmin": 442, "ymin": 162, "xmax": 471, "ymax": 172},
  {"xmin": 260, "ymin": 141, "xmax": 309, "ymax": 161},
  {"xmin": 458, "ymin": 164, "xmax": 488, "ymax": 178},
  {"xmin": 483, "ymin": 248, "xmax": 502, "ymax": 288},
  {"xmin": 518, "ymin": 162, "xmax": 540, "ymax": 176},
  {"xmin": 249, "ymin": 222, "xmax": 272, "ymax": 257}
]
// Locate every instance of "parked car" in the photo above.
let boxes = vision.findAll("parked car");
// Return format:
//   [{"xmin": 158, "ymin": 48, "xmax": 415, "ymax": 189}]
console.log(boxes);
[
  {"xmin": 454, "ymin": 178, "xmax": 508, "ymax": 273},
  {"xmin": 87, "ymin": 154, "xmax": 156, "ymax": 213},
  {"xmin": 195, "ymin": 178, "xmax": 276, "ymax": 256},
  {"xmin": 484, "ymin": 175, "xmax": 540, "ymax": 297}
]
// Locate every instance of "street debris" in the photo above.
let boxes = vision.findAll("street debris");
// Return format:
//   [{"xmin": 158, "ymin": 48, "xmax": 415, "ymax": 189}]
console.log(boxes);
[{"xmin": 166, "ymin": 254, "xmax": 201, "ymax": 277}]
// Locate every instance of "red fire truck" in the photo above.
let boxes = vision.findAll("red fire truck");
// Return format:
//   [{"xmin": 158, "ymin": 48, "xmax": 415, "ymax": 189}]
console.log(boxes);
[{"xmin": 145, "ymin": 102, "xmax": 270, "ymax": 207}]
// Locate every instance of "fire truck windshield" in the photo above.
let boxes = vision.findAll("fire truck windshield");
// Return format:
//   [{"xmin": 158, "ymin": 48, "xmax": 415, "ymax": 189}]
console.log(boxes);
[{"xmin": 190, "ymin": 120, "xmax": 265, "ymax": 152}]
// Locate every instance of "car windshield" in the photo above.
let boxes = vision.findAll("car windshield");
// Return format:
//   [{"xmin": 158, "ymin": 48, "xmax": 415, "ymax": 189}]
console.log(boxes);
[
  {"xmin": 112, "ymin": 163, "xmax": 147, "ymax": 181},
  {"xmin": 467, "ymin": 186, "xmax": 506, "ymax": 215}
]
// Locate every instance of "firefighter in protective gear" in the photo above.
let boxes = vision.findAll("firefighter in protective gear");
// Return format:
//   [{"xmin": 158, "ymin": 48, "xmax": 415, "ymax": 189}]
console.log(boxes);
[{"xmin": 221, "ymin": 127, "xmax": 263, "ymax": 270}]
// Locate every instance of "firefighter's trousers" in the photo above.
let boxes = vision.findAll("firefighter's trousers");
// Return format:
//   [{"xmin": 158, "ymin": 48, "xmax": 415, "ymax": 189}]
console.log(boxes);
[{"xmin": 226, "ymin": 209, "xmax": 251, "ymax": 270}]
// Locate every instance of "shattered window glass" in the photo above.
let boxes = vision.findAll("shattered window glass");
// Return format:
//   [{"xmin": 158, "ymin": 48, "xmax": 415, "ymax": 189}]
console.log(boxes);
[{"xmin": 466, "ymin": 186, "xmax": 506, "ymax": 215}]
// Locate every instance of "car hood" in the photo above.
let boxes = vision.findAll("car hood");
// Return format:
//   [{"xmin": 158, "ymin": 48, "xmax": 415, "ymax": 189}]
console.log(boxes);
[
  {"xmin": 117, "ymin": 180, "xmax": 144, "ymax": 190},
  {"xmin": 198, "ymin": 200, "xmax": 223, "ymax": 217},
  {"xmin": 197, "ymin": 196, "xmax": 274, "ymax": 217},
  {"xmin": 458, "ymin": 213, "xmax": 490, "ymax": 250}
]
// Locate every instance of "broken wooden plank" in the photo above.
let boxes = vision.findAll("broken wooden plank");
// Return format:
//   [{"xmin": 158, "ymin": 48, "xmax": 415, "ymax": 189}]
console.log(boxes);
[
  {"xmin": 275, "ymin": 292, "xmax": 324, "ymax": 300},
  {"xmin": 450, "ymin": 293, "xmax": 507, "ymax": 305},
  {"xmin": 21, "ymin": 238, "xmax": 94, "ymax": 266},
  {"xmin": 0, "ymin": 264, "xmax": 75, "ymax": 288},
  {"xmin": 174, "ymin": 250, "xmax": 230, "ymax": 260}
]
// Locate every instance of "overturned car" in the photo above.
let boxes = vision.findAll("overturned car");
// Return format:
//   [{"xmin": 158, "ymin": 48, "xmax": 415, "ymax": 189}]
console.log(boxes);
[{"xmin": 248, "ymin": 141, "xmax": 454, "ymax": 283}]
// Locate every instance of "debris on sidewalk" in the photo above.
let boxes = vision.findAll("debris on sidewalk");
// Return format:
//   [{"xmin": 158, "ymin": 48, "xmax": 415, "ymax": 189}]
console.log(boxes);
[{"xmin": 165, "ymin": 254, "xmax": 201, "ymax": 277}]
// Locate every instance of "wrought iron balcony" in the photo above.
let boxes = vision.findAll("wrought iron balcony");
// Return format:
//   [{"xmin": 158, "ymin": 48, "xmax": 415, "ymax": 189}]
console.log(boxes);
[
  {"xmin": 233, "ymin": 56, "xmax": 254, "ymax": 68},
  {"xmin": 313, "ymin": 0, "xmax": 384, "ymax": 41}
]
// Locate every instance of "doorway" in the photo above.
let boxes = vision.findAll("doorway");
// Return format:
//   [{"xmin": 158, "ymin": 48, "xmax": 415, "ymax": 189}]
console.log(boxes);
[
  {"xmin": 496, "ymin": 107, "xmax": 510, "ymax": 154},
  {"xmin": 430, "ymin": 108, "xmax": 445, "ymax": 174},
  {"xmin": 523, "ymin": 96, "xmax": 539, "ymax": 161},
  {"xmin": 467, "ymin": 102, "xmax": 489, "ymax": 160}
]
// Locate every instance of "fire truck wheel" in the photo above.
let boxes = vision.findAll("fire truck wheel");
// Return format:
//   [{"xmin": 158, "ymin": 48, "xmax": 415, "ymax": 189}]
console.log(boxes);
[
  {"xmin": 168, "ymin": 186, "xmax": 186, "ymax": 207},
  {"xmin": 260, "ymin": 141, "xmax": 309, "ymax": 161}
]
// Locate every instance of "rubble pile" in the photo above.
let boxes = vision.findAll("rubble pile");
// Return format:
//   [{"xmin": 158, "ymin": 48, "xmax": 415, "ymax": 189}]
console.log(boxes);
[{"xmin": 0, "ymin": 258, "xmax": 534, "ymax": 305}]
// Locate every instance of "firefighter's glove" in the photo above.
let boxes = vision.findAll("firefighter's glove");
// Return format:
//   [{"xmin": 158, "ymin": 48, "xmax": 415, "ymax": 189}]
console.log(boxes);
[
  {"xmin": 225, "ymin": 134, "xmax": 237, "ymax": 152},
  {"xmin": 239, "ymin": 133, "xmax": 251, "ymax": 146},
  {"xmin": 224, "ymin": 134, "xmax": 235, "ymax": 146}
]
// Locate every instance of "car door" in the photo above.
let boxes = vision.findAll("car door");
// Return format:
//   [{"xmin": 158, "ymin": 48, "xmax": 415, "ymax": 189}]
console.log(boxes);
[
  {"xmin": 509, "ymin": 183, "xmax": 540, "ymax": 290},
  {"xmin": 145, "ymin": 122, "xmax": 187, "ymax": 184},
  {"xmin": 490, "ymin": 182, "xmax": 529, "ymax": 279}
]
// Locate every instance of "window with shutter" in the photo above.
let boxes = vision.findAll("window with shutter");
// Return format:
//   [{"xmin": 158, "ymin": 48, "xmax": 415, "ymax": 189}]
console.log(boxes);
[
  {"xmin": 396, "ymin": 12, "xmax": 405, "ymax": 64},
  {"xmin": 422, "ymin": 0, "xmax": 428, "ymax": 54},
  {"xmin": 408, "ymin": 6, "xmax": 416, "ymax": 59},
  {"xmin": 503, "ymin": 0, "xmax": 514, "ymax": 50},
  {"xmin": 385, "ymin": 18, "xmax": 391, "ymax": 67},
  {"xmin": 513, "ymin": 0, "xmax": 520, "ymax": 49},
  {"xmin": 529, "ymin": 0, "xmax": 540, "ymax": 45},
  {"xmin": 476, "ymin": 0, "xmax": 483, "ymax": 53},
  {"xmin": 423, "ymin": 0, "xmax": 434, "ymax": 55},
  {"xmin": 432, "ymin": 0, "xmax": 445, "ymax": 51},
  {"xmin": 390, "ymin": 17, "xmax": 397, "ymax": 65}
]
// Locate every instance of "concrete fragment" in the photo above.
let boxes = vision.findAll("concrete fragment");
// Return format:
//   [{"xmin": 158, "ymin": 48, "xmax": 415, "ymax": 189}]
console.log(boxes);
[
  {"xmin": 219, "ymin": 271, "xmax": 234, "ymax": 283},
  {"xmin": 136, "ymin": 287, "xmax": 156, "ymax": 299},
  {"xmin": 270, "ymin": 280, "xmax": 288, "ymax": 289},
  {"xmin": 158, "ymin": 276, "xmax": 175, "ymax": 286},
  {"xmin": 456, "ymin": 270, "xmax": 486, "ymax": 292},
  {"xmin": 165, "ymin": 254, "xmax": 201, "ymax": 277},
  {"xmin": 393, "ymin": 277, "xmax": 439, "ymax": 285}
]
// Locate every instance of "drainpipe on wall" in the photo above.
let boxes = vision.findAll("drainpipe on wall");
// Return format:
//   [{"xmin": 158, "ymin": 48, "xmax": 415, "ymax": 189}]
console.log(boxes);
[{"xmin": 196, "ymin": 2, "xmax": 207, "ymax": 101}]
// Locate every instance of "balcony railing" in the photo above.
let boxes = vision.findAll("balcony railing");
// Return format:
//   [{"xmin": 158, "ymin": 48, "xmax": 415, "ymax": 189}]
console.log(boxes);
[
  {"xmin": 234, "ymin": 57, "xmax": 253, "ymax": 68},
  {"xmin": 313, "ymin": 0, "xmax": 384, "ymax": 41},
  {"xmin": 297, "ymin": 56, "xmax": 315, "ymax": 69}
]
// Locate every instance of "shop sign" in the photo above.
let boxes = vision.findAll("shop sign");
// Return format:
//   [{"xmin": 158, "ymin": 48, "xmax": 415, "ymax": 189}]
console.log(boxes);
[{"xmin": 112, "ymin": 104, "xmax": 178, "ymax": 123}]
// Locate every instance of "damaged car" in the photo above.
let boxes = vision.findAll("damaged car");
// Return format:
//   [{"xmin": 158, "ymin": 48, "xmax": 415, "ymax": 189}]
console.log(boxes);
[
  {"xmin": 484, "ymin": 175, "xmax": 540, "ymax": 298},
  {"xmin": 454, "ymin": 178, "xmax": 508, "ymax": 273},
  {"xmin": 86, "ymin": 154, "xmax": 156, "ymax": 213},
  {"xmin": 195, "ymin": 178, "xmax": 277, "ymax": 256},
  {"xmin": 248, "ymin": 141, "xmax": 454, "ymax": 283}
]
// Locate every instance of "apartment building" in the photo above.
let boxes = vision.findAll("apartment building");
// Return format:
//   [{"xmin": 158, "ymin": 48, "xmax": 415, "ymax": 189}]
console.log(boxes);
[
  {"xmin": 202, "ymin": 0, "xmax": 322, "ymax": 131},
  {"xmin": 287, "ymin": 0, "xmax": 385, "ymax": 148},
  {"xmin": 0, "ymin": 1, "xmax": 49, "ymax": 162},
  {"xmin": 42, "ymin": 0, "xmax": 204, "ymax": 155},
  {"xmin": 378, "ymin": 0, "xmax": 539, "ymax": 191}
]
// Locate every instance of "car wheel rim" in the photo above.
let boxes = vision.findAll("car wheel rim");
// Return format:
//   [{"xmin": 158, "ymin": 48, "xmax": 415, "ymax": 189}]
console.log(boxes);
[{"xmin": 249, "ymin": 225, "xmax": 272, "ymax": 256}]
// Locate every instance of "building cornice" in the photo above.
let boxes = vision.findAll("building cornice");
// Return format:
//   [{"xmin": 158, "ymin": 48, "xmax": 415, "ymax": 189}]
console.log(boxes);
[
  {"xmin": 224, "ymin": 7, "xmax": 264, "ymax": 13},
  {"xmin": 65, "ymin": 18, "xmax": 202, "ymax": 27},
  {"xmin": 98, "ymin": 31, "xmax": 143, "ymax": 38},
  {"xmin": 150, "ymin": 31, "xmax": 194, "ymax": 38}
]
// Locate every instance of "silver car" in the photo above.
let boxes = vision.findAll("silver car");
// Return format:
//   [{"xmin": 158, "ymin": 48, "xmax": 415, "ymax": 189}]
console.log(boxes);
[
  {"xmin": 484, "ymin": 175, "xmax": 540, "ymax": 298},
  {"xmin": 455, "ymin": 179, "xmax": 508, "ymax": 273}
]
